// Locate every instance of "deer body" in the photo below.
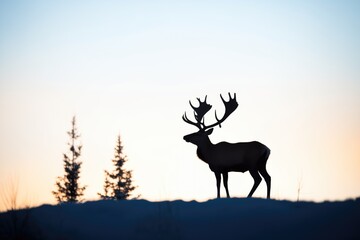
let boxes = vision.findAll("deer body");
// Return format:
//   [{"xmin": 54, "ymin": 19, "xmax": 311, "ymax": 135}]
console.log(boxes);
[
  {"xmin": 197, "ymin": 141, "xmax": 269, "ymax": 173},
  {"xmin": 183, "ymin": 93, "xmax": 271, "ymax": 199}
]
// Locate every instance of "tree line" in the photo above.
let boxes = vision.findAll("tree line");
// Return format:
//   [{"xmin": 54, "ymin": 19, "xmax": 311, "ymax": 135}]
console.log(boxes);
[{"xmin": 52, "ymin": 116, "xmax": 137, "ymax": 203}]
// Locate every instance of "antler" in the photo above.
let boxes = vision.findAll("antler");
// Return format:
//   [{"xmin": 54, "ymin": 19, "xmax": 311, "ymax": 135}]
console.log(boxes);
[
  {"xmin": 182, "ymin": 112, "xmax": 202, "ymax": 129},
  {"xmin": 190, "ymin": 96, "xmax": 212, "ymax": 123},
  {"xmin": 203, "ymin": 93, "xmax": 238, "ymax": 130},
  {"xmin": 183, "ymin": 93, "xmax": 238, "ymax": 130},
  {"xmin": 182, "ymin": 96, "xmax": 212, "ymax": 129}
]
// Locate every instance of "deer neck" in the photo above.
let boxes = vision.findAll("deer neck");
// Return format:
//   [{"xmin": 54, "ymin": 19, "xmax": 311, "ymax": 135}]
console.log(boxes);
[{"xmin": 196, "ymin": 137, "xmax": 213, "ymax": 163}]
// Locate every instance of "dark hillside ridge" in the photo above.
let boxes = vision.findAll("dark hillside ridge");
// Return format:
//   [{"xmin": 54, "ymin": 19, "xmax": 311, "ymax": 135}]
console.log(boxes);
[{"xmin": 1, "ymin": 198, "xmax": 359, "ymax": 240}]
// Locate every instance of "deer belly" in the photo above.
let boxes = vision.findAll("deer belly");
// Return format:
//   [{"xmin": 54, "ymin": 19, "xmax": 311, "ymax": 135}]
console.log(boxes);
[
  {"xmin": 229, "ymin": 163, "xmax": 249, "ymax": 172},
  {"xmin": 209, "ymin": 163, "xmax": 248, "ymax": 173}
]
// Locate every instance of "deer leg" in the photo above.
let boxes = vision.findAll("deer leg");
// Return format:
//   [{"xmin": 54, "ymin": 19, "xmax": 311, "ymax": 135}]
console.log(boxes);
[
  {"xmin": 215, "ymin": 172, "xmax": 221, "ymax": 198},
  {"xmin": 222, "ymin": 172, "xmax": 230, "ymax": 198},
  {"xmin": 247, "ymin": 170, "xmax": 262, "ymax": 198},
  {"xmin": 259, "ymin": 167, "xmax": 271, "ymax": 199}
]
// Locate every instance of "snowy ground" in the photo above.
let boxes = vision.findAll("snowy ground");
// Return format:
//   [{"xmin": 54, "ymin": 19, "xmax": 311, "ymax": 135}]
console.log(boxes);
[{"xmin": 0, "ymin": 198, "xmax": 359, "ymax": 240}]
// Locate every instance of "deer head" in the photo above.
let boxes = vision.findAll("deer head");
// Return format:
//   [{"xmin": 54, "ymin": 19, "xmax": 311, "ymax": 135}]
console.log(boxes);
[{"xmin": 182, "ymin": 93, "xmax": 238, "ymax": 145}]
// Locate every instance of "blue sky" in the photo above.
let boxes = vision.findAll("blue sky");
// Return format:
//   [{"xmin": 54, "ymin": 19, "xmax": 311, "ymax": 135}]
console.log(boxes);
[{"xmin": 0, "ymin": 1, "xmax": 359, "ymax": 209}]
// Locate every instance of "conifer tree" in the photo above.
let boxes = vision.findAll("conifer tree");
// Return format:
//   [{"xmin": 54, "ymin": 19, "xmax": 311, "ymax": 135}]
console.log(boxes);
[
  {"xmin": 99, "ymin": 135, "xmax": 136, "ymax": 200},
  {"xmin": 53, "ymin": 116, "xmax": 86, "ymax": 203},
  {"xmin": 99, "ymin": 171, "xmax": 112, "ymax": 200}
]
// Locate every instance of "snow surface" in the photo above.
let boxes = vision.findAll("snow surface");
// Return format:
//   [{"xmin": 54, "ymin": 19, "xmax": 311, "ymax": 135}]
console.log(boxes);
[{"xmin": 0, "ymin": 198, "xmax": 359, "ymax": 240}]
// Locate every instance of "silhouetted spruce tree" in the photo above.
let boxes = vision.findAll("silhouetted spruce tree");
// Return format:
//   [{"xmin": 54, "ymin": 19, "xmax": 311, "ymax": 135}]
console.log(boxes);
[
  {"xmin": 98, "ymin": 135, "xmax": 136, "ymax": 200},
  {"xmin": 53, "ymin": 116, "xmax": 86, "ymax": 203},
  {"xmin": 99, "ymin": 172, "xmax": 112, "ymax": 200}
]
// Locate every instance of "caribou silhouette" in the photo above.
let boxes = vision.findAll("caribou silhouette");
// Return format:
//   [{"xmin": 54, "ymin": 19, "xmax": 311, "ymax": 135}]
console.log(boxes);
[{"xmin": 182, "ymin": 93, "xmax": 271, "ymax": 199}]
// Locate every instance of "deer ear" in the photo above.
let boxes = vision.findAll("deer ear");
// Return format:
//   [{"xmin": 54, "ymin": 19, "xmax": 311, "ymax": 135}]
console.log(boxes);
[{"xmin": 205, "ymin": 128, "xmax": 214, "ymax": 135}]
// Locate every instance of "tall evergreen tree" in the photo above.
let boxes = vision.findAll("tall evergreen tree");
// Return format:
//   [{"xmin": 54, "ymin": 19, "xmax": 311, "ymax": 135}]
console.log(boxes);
[
  {"xmin": 53, "ymin": 116, "xmax": 86, "ymax": 203},
  {"xmin": 99, "ymin": 135, "xmax": 136, "ymax": 200}
]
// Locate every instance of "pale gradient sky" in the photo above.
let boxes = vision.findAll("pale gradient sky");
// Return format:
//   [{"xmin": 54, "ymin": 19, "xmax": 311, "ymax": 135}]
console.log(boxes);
[{"xmin": 1, "ymin": 1, "xmax": 359, "ymax": 210}]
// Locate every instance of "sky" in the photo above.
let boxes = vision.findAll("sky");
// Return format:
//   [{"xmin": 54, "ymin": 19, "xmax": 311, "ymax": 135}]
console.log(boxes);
[{"xmin": 0, "ymin": 0, "xmax": 359, "ymax": 210}]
